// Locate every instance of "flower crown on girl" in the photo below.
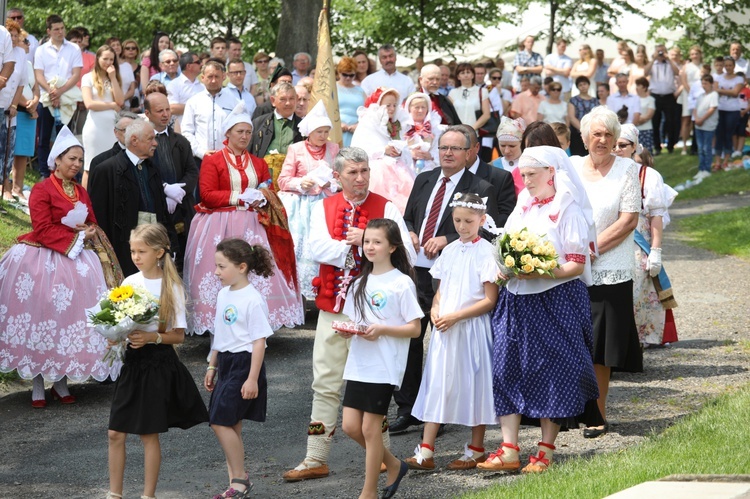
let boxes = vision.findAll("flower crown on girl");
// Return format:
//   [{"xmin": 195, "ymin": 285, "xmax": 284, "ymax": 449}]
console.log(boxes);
[{"xmin": 448, "ymin": 192, "xmax": 487, "ymax": 211}]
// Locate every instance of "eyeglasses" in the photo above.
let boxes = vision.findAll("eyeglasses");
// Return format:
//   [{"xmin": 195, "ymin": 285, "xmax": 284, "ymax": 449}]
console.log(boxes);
[
  {"xmin": 228, "ymin": 70, "xmax": 246, "ymax": 76},
  {"xmin": 340, "ymin": 73, "xmax": 355, "ymax": 78},
  {"xmin": 8, "ymin": 15, "xmax": 23, "ymax": 20},
  {"xmin": 124, "ymin": 46, "xmax": 138, "ymax": 51},
  {"xmin": 438, "ymin": 146, "xmax": 469, "ymax": 152},
  {"xmin": 256, "ymin": 59, "xmax": 270, "ymax": 64},
  {"xmin": 614, "ymin": 142, "xmax": 633, "ymax": 150},
  {"xmin": 189, "ymin": 60, "xmax": 200, "ymax": 65}
]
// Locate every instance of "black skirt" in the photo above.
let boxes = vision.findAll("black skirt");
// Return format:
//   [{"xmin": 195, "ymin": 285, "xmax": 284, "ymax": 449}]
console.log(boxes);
[
  {"xmin": 588, "ymin": 280, "xmax": 643, "ymax": 373},
  {"xmin": 209, "ymin": 351, "xmax": 267, "ymax": 426},
  {"xmin": 343, "ymin": 380, "xmax": 395, "ymax": 416},
  {"xmin": 109, "ymin": 344, "xmax": 209, "ymax": 434}
]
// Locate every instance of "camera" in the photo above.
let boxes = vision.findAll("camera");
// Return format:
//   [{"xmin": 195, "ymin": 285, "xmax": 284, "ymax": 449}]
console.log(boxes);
[{"xmin": 658, "ymin": 50, "xmax": 664, "ymax": 56}]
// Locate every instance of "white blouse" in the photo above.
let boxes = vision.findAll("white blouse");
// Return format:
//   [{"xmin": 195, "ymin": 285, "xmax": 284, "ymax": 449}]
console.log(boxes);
[{"xmin": 571, "ymin": 155, "xmax": 640, "ymax": 286}]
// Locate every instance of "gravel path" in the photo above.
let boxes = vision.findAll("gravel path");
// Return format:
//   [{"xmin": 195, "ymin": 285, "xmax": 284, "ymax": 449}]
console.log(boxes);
[{"xmin": 1, "ymin": 195, "xmax": 749, "ymax": 498}]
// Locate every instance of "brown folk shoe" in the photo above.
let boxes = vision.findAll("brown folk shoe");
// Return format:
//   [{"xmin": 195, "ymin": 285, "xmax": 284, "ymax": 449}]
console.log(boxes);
[
  {"xmin": 446, "ymin": 453, "xmax": 487, "ymax": 470},
  {"xmin": 282, "ymin": 461, "xmax": 330, "ymax": 482},
  {"xmin": 405, "ymin": 455, "xmax": 435, "ymax": 470},
  {"xmin": 476, "ymin": 443, "xmax": 521, "ymax": 472}
]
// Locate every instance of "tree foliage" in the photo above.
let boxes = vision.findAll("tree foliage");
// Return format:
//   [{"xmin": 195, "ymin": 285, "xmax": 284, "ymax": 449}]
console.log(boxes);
[
  {"xmin": 648, "ymin": 1, "xmax": 750, "ymax": 59},
  {"xmin": 330, "ymin": 0, "xmax": 509, "ymax": 59},
  {"xmin": 23, "ymin": 0, "xmax": 279, "ymax": 58},
  {"xmin": 506, "ymin": 0, "xmax": 650, "ymax": 55}
]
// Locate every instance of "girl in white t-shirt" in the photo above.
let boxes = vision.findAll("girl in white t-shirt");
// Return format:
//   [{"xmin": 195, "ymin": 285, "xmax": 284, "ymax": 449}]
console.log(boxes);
[
  {"xmin": 205, "ymin": 238, "xmax": 275, "ymax": 499},
  {"xmin": 406, "ymin": 193, "xmax": 500, "ymax": 472},
  {"xmin": 108, "ymin": 223, "xmax": 208, "ymax": 499},
  {"xmin": 339, "ymin": 218, "xmax": 423, "ymax": 499}
]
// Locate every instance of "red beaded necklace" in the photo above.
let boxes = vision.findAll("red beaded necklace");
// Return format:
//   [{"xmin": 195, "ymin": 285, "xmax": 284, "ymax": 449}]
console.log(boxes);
[{"xmin": 305, "ymin": 140, "xmax": 327, "ymax": 161}]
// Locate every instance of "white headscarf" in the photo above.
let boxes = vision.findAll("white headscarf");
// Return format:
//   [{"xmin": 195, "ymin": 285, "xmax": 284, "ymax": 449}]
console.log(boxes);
[
  {"xmin": 619, "ymin": 124, "xmax": 643, "ymax": 154},
  {"xmin": 518, "ymin": 145, "xmax": 596, "ymax": 285},
  {"xmin": 222, "ymin": 101, "xmax": 253, "ymax": 136},
  {"xmin": 298, "ymin": 100, "xmax": 332, "ymax": 137},
  {"xmin": 47, "ymin": 125, "xmax": 83, "ymax": 169}
]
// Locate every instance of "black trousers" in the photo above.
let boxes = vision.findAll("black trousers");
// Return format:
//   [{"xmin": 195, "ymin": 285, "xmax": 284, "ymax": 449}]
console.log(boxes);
[
  {"xmin": 651, "ymin": 93, "xmax": 680, "ymax": 152},
  {"xmin": 393, "ymin": 266, "xmax": 436, "ymax": 417}
]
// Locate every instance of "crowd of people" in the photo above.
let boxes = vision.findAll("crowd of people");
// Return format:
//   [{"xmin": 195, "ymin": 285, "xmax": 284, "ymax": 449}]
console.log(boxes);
[{"xmin": 0, "ymin": 10, "xmax": 705, "ymax": 499}]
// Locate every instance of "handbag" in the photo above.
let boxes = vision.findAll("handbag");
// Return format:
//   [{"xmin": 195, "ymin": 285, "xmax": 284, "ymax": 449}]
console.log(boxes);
[{"xmin": 476, "ymin": 87, "xmax": 500, "ymax": 137}]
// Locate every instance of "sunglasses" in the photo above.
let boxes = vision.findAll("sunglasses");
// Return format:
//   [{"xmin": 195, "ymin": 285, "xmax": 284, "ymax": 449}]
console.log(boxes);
[
  {"xmin": 550, "ymin": 88, "xmax": 562, "ymax": 92},
  {"xmin": 163, "ymin": 59, "xmax": 178, "ymax": 64},
  {"xmin": 490, "ymin": 76, "xmax": 502, "ymax": 80},
  {"xmin": 340, "ymin": 73, "xmax": 355, "ymax": 78},
  {"xmin": 124, "ymin": 46, "xmax": 138, "ymax": 50},
  {"xmin": 614, "ymin": 142, "xmax": 633, "ymax": 150},
  {"xmin": 8, "ymin": 15, "xmax": 23, "ymax": 20}
]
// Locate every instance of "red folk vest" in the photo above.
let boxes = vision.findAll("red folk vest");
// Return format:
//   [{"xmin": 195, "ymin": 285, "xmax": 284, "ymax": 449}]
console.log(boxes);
[{"xmin": 313, "ymin": 192, "xmax": 389, "ymax": 313}]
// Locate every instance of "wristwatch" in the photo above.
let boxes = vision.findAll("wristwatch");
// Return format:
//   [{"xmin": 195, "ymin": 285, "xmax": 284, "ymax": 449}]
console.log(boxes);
[{"xmin": 155, "ymin": 333, "xmax": 163, "ymax": 345}]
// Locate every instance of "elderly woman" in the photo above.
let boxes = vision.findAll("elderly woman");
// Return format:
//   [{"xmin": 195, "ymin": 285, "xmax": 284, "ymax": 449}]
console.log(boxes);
[
  {"xmin": 615, "ymin": 125, "xmax": 678, "ymax": 347},
  {"xmin": 480, "ymin": 146, "xmax": 601, "ymax": 473},
  {"xmin": 183, "ymin": 106, "xmax": 305, "ymax": 335},
  {"xmin": 448, "ymin": 63, "xmax": 490, "ymax": 130},
  {"xmin": 492, "ymin": 117, "xmax": 526, "ymax": 195},
  {"xmin": 278, "ymin": 101, "xmax": 340, "ymax": 299},
  {"xmin": 336, "ymin": 56, "xmax": 366, "ymax": 147},
  {"xmin": 570, "ymin": 106, "xmax": 642, "ymax": 438},
  {"xmin": 0, "ymin": 127, "xmax": 123, "ymax": 407}
]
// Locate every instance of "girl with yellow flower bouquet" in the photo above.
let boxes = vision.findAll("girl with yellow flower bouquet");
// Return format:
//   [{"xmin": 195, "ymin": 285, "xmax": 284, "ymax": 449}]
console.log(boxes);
[
  {"xmin": 479, "ymin": 146, "xmax": 602, "ymax": 475},
  {"xmin": 107, "ymin": 224, "xmax": 208, "ymax": 499}
]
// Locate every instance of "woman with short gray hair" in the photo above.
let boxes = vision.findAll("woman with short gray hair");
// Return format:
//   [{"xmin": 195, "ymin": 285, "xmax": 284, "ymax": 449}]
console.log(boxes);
[{"xmin": 571, "ymin": 105, "xmax": 642, "ymax": 439}]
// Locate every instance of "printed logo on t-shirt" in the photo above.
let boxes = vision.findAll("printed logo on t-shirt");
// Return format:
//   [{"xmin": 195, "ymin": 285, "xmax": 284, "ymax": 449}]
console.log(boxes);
[
  {"xmin": 223, "ymin": 305, "xmax": 238, "ymax": 325},
  {"xmin": 369, "ymin": 290, "xmax": 387, "ymax": 311}
]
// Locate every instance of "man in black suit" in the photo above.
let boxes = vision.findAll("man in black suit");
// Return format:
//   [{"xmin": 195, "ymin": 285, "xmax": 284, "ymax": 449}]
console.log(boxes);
[
  {"xmin": 249, "ymin": 82, "xmax": 303, "ymax": 158},
  {"xmin": 419, "ymin": 64, "xmax": 461, "ymax": 126},
  {"xmin": 390, "ymin": 127, "xmax": 499, "ymax": 433},
  {"xmin": 455, "ymin": 123, "xmax": 517, "ymax": 228},
  {"xmin": 87, "ymin": 111, "xmax": 138, "ymax": 187},
  {"xmin": 88, "ymin": 119, "xmax": 174, "ymax": 277},
  {"xmin": 144, "ymin": 92, "xmax": 199, "ymax": 271}
]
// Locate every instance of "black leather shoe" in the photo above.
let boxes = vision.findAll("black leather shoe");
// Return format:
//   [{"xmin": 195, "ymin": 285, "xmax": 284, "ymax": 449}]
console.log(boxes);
[
  {"xmin": 583, "ymin": 422, "xmax": 609, "ymax": 439},
  {"xmin": 389, "ymin": 415, "xmax": 422, "ymax": 434}
]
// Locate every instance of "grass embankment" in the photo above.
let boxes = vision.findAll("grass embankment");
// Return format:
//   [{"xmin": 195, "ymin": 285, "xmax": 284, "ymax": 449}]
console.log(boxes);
[
  {"xmin": 653, "ymin": 152, "xmax": 750, "ymax": 201},
  {"xmin": 464, "ymin": 384, "xmax": 750, "ymax": 499},
  {"xmin": 675, "ymin": 206, "xmax": 750, "ymax": 260},
  {"xmin": 0, "ymin": 166, "xmax": 37, "ymax": 253}
]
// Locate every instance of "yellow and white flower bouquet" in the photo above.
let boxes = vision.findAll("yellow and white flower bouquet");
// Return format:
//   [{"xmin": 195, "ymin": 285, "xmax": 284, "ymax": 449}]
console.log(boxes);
[{"xmin": 496, "ymin": 228, "xmax": 559, "ymax": 283}]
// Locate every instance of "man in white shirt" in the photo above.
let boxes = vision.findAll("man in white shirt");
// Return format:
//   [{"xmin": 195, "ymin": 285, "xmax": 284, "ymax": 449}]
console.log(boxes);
[
  {"xmin": 544, "ymin": 38, "xmax": 573, "ymax": 100},
  {"xmin": 209, "ymin": 37, "xmax": 227, "ymax": 61},
  {"xmin": 167, "ymin": 51, "xmax": 204, "ymax": 121},
  {"xmin": 227, "ymin": 37, "xmax": 259, "ymax": 95},
  {"xmin": 291, "ymin": 52, "xmax": 311, "ymax": 85},
  {"xmin": 226, "ymin": 58, "xmax": 257, "ymax": 117},
  {"xmin": 7, "ymin": 8, "xmax": 37, "ymax": 64},
  {"xmin": 181, "ymin": 60, "xmax": 238, "ymax": 170},
  {"xmin": 607, "ymin": 73, "xmax": 641, "ymax": 125},
  {"xmin": 645, "ymin": 44, "xmax": 681, "ymax": 154},
  {"xmin": 361, "ymin": 44, "xmax": 415, "ymax": 102},
  {"xmin": 730, "ymin": 42, "xmax": 749, "ymax": 75},
  {"xmin": 34, "ymin": 14, "xmax": 81, "ymax": 178},
  {"xmin": 438, "ymin": 64, "xmax": 454, "ymax": 96}
]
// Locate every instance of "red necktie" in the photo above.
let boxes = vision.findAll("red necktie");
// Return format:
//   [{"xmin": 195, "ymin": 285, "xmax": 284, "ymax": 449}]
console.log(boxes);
[{"xmin": 422, "ymin": 177, "xmax": 449, "ymax": 246}]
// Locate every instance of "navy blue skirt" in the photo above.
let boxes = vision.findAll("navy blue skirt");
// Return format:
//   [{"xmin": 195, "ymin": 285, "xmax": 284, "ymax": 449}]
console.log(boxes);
[
  {"xmin": 491, "ymin": 280, "xmax": 600, "ymax": 420},
  {"xmin": 109, "ymin": 344, "xmax": 209, "ymax": 434},
  {"xmin": 209, "ymin": 351, "xmax": 267, "ymax": 426}
]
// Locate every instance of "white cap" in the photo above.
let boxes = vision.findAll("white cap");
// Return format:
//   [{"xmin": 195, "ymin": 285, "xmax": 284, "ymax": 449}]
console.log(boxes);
[
  {"xmin": 298, "ymin": 100, "xmax": 332, "ymax": 137},
  {"xmin": 222, "ymin": 101, "xmax": 253, "ymax": 136},
  {"xmin": 619, "ymin": 123, "xmax": 643, "ymax": 154},
  {"xmin": 47, "ymin": 125, "xmax": 83, "ymax": 169}
]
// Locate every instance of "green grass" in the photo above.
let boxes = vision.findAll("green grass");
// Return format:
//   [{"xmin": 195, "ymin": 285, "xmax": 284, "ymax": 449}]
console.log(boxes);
[
  {"xmin": 675, "ymin": 206, "xmax": 750, "ymax": 260},
  {"xmin": 653, "ymin": 152, "xmax": 750, "ymax": 201},
  {"xmin": 463, "ymin": 384, "xmax": 750, "ymax": 499},
  {"xmin": 0, "ymin": 165, "xmax": 38, "ymax": 252}
]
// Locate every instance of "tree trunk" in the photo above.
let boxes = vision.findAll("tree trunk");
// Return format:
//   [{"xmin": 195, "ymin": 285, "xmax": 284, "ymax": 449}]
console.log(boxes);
[
  {"xmin": 276, "ymin": 0, "xmax": 321, "ymax": 70},
  {"xmin": 547, "ymin": 0, "xmax": 557, "ymax": 55}
]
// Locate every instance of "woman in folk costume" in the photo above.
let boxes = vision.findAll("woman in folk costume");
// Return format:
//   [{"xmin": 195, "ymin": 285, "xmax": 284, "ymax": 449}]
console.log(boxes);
[
  {"xmin": 0, "ymin": 126, "xmax": 123, "ymax": 407},
  {"xmin": 183, "ymin": 103, "xmax": 304, "ymax": 335},
  {"xmin": 350, "ymin": 87, "xmax": 415, "ymax": 213},
  {"xmin": 614, "ymin": 125, "xmax": 678, "ymax": 347},
  {"xmin": 491, "ymin": 116, "xmax": 526, "ymax": 195},
  {"xmin": 278, "ymin": 100, "xmax": 340, "ymax": 299},
  {"xmin": 480, "ymin": 146, "xmax": 601, "ymax": 474}
]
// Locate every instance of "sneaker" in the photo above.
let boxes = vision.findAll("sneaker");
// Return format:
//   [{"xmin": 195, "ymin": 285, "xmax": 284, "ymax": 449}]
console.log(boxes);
[
  {"xmin": 731, "ymin": 151, "xmax": 742, "ymax": 159},
  {"xmin": 694, "ymin": 170, "xmax": 711, "ymax": 181}
]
